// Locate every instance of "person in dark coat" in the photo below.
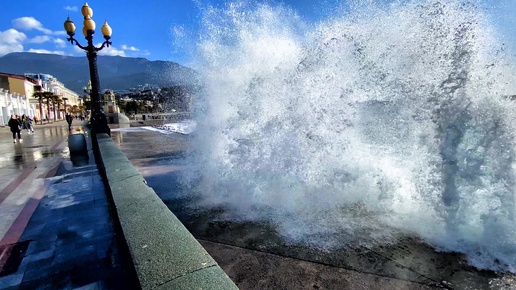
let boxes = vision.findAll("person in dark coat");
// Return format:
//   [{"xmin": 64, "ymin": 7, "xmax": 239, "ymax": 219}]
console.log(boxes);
[
  {"xmin": 8, "ymin": 114, "xmax": 22, "ymax": 143},
  {"xmin": 66, "ymin": 114, "xmax": 73, "ymax": 130}
]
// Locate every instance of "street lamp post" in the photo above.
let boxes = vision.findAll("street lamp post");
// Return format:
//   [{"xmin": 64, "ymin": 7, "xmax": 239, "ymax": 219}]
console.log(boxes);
[
  {"xmin": 83, "ymin": 80, "xmax": 92, "ymax": 118},
  {"xmin": 64, "ymin": 3, "xmax": 111, "ymax": 136}
]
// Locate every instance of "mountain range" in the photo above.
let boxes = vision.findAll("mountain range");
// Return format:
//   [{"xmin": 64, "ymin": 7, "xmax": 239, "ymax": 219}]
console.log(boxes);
[{"xmin": 0, "ymin": 52, "xmax": 200, "ymax": 94}]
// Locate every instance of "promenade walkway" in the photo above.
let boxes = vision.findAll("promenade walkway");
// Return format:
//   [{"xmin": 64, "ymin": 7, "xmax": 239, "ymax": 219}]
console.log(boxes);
[{"xmin": 0, "ymin": 119, "xmax": 132, "ymax": 289}]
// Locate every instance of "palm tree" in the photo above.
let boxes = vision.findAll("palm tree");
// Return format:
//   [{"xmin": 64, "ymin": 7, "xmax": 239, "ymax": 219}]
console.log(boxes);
[
  {"xmin": 78, "ymin": 104, "xmax": 86, "ymax": 116},
  {"xmin": 70, "ymin": 105, "xmax": 79, "ymax": 115},
  {"xmin": 45, "ymin": 93, "xmax": 53, "ymax": 122},
  {"xmin": 62, "ymin": 97, "xmax": 69, "ymax": 118},
  {"xmin": 32, "ymin": 91, "xmax": 45, "ymax": 123},
  {"xmin": 32, "ymin": 91, "xmax": 55, "ymax": 123},
  {"xmin": 52, "ymin": 95, "xmax": 63, "ymax": 120}
]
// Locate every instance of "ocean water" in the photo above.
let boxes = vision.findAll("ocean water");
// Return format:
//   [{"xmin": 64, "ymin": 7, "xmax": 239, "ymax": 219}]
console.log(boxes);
[{"xmin": 179, "ymin": 0, "xmax": 516, "ymax": 273}]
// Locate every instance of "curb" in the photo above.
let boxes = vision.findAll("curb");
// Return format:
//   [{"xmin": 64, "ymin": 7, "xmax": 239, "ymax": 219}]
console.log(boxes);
[{"xmin": 95, "ymin": 133, "xmax": 238, "ymax": 290}]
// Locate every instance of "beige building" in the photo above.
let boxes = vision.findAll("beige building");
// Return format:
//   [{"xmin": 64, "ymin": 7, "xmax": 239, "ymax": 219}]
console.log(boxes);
[
  {"xmin": 1, "ymin": 73, "xmax": 37, "ymax": 98},
  {"xmin": 0, "ymin": 73, "xmax": 38, "ymax": 125},
  {"xmin": 102, "ymin": 89, "xmax": 119, "ymax": 115},
  {"xmin": 0, "ymin": 72, "xmax": 80, "ymax": 125},
  {"xmin": 25, "ymin": 73, "xmax": 80, "ymax": 120},
  {"xmin": 101, "ymin": 89, "xmax": 126, "ymax": 124}
]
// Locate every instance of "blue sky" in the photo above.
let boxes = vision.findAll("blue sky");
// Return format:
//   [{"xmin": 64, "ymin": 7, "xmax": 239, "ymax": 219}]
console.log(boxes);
[{"xmin": 0, "ymin": 0, "xmax": 515, "ymax": 67}]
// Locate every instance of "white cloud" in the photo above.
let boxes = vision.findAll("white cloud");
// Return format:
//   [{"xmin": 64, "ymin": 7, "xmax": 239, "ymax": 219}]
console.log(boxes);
[
  {"xmin": 12, "ymin": 17, "xmax": 52, "ymax": 34},
  {"xmin": 140, "ymin": 50, "xmax": 151, "ymax": 56},
  {"xmin": 29, "ymin": 35, "xmax": 51, "ymax": 44},
  {"xmin": 64, "ymin": 6, "xmax": 78, "ymax": 12},
  {"xmin": 73, "ymin": 46, "xmax": 87, "ymax": 54},
  {"xmin": 0, "ymin": 44, "xmax": 24, "ymax": 57},
  {"xmin": 0, "ymin": 29, "xmax": 27, "ymax": 44},
  {"xmin": 70, "ymin": 44, "xmax": 125, "ymax": 57},
  {"xmin": 27, "ymin": 49, "xmax": 65, "ymax": 56},
  {"xmin": 54, "ymin": 38, "xmax": 66, "ymax": 48},
  {"xmin": 119, "ymin": 45, "xmax": 151, "ymax": 58},
  {"xmin": 121, "ymin": 44, "xmax": 140, "ymax": 51},
  {"xmin": 98, "ymin": 47, "xmax": 126, "ymax": 57},
  {"xmin": 0, "ymin": 29, "xmax": 27, "ymax": 56}
]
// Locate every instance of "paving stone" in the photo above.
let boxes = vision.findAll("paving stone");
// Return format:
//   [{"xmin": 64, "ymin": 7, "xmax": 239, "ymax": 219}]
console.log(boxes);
[
  {"xmin": 0, "ymin": 122, "xmax": 132, "ymax": 289},
  {"xmin": 23, "ymin": 254, "xmax": 53, "ymax": 278},
  {"xmin": 0, "ymin": 272, "xmax": 24, "ymax": 288},
  {"xmin": 26, "ymin": 248, "xmax": 54, "ymax": 262}
]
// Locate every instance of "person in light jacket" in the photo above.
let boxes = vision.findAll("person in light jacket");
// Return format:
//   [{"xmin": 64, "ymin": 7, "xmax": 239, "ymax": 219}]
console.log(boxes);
[{"xmin": 21, "ymin": 114, "xmax": 34, "ymax": 133}]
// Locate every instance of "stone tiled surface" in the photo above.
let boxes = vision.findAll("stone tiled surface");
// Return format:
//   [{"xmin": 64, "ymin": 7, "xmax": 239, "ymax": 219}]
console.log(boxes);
[
  {"xmin": 13, "ymin": 174, "xmax": 126, "ymax": 289},
  {"xmin": 0, "ymin": 120, "xmax": 134, "ymax": 290}
]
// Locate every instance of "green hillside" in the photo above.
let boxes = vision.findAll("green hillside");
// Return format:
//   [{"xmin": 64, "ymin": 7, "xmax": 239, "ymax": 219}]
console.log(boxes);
[{"xmin": 0, "ymin": 52, "xmax": 200, "ymax": 94}]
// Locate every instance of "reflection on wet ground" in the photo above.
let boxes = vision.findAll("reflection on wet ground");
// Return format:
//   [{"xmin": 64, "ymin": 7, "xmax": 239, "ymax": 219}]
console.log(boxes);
[
  {"xmin": 0, "ymin": 126, "xmax": 71, "ymax": 170},
  {"xmin": 0, "ymin": 121, "xmax": 132, "ymax": 289}
]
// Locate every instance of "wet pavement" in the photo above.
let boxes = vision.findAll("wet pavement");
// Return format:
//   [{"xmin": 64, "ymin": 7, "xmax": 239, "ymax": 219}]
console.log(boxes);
[
  {"xmin": 111, "ymin": 121, "xmax": 516, "ymax": 290},
  {"xmin": 0, "ymin": 120, "xmax": 132, "ymax": 289}
]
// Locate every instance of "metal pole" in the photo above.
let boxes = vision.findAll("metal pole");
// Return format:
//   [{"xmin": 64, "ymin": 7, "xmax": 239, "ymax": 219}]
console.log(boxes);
[{"xmin": 85, "ymin": 30, "xmax": 111, "ymax": 136}]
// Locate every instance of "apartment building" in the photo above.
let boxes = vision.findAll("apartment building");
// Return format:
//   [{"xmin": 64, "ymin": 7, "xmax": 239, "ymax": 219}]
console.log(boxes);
[
  {"xmin": 0, "ymin": 73, "xmax": 38, "ymax": 126},
  {"xmin": 0, "ymin": 72, "xmax": 80, "ymax": 125}
]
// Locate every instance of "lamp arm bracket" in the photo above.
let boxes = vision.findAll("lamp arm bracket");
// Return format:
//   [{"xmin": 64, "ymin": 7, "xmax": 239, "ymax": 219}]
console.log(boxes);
[
  {"xmin": 95, "ymin": 40, "xmax": 112, "ymax": 52},
  {"xmin": 67, "ymin": 36, "xmax": 88, "ymax": 51}
]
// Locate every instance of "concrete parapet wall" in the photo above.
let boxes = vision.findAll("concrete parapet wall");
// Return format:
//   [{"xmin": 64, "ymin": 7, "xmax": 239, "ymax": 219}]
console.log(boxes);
[{"xmin": 95, "ymin": 133, "xmax": 238, "ymax": 290}]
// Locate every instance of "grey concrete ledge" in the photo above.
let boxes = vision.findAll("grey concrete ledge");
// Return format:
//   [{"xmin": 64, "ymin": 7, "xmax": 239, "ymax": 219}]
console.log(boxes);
[{"xmin": 96, "ymin": 133, "xmax": 239, "ymax": 290}]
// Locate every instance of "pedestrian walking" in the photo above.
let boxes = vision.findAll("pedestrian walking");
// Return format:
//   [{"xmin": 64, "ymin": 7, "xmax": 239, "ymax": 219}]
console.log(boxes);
[
  {"xmin": 29, "ymin": 116, "xmax": 35, "ymax": 133},
  {"xmin": 8, "ymin": 114, "xmax": 22, "ymax": 143},
  {"xmin": 21, "ymin": 114, "xmax": 34, "ymax": 134},
  {"xmin": 66, "ymin": 114, "xmax": 73, "ymax": 130}
]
